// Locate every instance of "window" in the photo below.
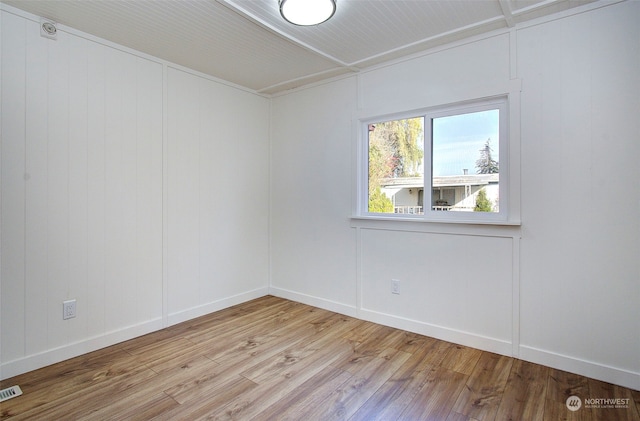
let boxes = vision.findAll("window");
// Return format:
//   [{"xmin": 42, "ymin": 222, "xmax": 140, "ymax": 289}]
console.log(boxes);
[{"xmin": 358, "ymin": 97, "xmax": 510, "ymax": 223}]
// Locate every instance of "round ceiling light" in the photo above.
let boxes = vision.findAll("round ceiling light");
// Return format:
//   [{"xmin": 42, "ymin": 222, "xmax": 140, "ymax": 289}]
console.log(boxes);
[{"xmin": 279, "ymin": 0, "xmax": 336, "ymax": 26}]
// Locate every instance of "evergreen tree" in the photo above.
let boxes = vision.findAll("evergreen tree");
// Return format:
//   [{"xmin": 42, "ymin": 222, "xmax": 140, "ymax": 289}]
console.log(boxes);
[
  {"xmin": 474, "ymin": 189, "xmax": 493, "ymax": 212},
  {"xmin": 475, "ymin": 139, "xmax": 499, "ymax": 174}
]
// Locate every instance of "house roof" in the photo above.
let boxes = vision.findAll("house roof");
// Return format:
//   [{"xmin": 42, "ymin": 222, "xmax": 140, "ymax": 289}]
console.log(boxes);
[{"xmin": 381, "ymin": 174, "xmax": 499, "ymax": 189}]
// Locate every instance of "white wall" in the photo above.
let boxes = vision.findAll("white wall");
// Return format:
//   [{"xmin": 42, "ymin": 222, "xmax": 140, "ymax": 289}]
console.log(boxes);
[
  {"xmin": 270, "ymin": 1, "xmax": 639, "ymax": 390},
  {"xmin": 166, "ymin": 67, "xmax": 270, "ymax": 324},
  {"xmin": 270, "ymin": 77, "xmax": 358, "ymax": 314},
  {"xmin": 517, "ymin": 2, "xmax": 639, "ymax": 389},
  {"xmin": 1, "ymin": 7, "xmax": 270, "ymax": 379}
]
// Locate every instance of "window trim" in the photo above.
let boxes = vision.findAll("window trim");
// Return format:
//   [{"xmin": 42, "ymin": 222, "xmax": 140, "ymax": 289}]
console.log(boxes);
[{"xmin": 355, "ymin": 95, "xmax": 519, "ymax": 225}]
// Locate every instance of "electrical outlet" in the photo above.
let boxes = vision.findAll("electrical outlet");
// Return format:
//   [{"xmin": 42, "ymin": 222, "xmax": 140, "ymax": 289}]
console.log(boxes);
[
  {"xmin": 63, "ymin": 299, "xmax": 76, "ymax": 320},
  {"xmin": 391, "ymin": 279, "xmax": 400, "ymax": 294}
]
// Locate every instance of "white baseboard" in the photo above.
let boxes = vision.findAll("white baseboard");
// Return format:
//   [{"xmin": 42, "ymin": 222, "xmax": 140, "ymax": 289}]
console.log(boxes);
[
  {"xmin": 268, "ymin": 287, "xmax": 512, "ymax": 357},
  {"xmin": 4, "ymin": 288, "xmax": 637, "ymax": 393},
  {"xmin": 268, "ymin": 287, "xmax": 358, "ymax": 318},
  {"xmin": 167, "ymin": 287, "xmax": 269, "ymax": 326},
  {"xmin": 1, "ymin": 287, "xmax": 270, "ymax": 381},
  {"xmin": 359, "ymin": 308, "xmax": 513, "ymax": 357},
  {"xmin": 267, "ymin": 288, "xmax": 640, "ymax": 391},
  {"xmin": 1, "ymin": 318, "xmax": 164, "ymax": 380},
  {"xmin": 519, "ymin": 345, "xmax": 640, "ymax": 391}
]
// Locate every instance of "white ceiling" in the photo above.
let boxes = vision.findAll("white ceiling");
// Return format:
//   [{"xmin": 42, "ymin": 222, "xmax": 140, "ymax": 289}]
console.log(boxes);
[{"xmin": 3, "ymin": 0, "xmax": 597, "ymax": 94}]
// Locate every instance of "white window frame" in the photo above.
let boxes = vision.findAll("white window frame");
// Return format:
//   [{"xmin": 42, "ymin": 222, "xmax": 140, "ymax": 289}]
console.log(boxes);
[{"xmin": 355, "ymin": 95, "xmax": 517, "ymax": 225}]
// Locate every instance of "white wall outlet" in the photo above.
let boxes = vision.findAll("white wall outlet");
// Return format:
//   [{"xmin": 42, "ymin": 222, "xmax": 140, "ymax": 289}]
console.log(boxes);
[
  {"xmin": 391, "ymin": 279, "xmax": 400, "ymax": 294},
  {"xmin": 63, "ymin": 299, "xmax": 76, "ymax": 320}
]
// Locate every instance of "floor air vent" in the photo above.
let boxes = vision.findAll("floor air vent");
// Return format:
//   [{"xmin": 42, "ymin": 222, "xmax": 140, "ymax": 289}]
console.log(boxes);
[{"xmin": 0, "ymin": 385, "xmax": 22, "ymax": 402}]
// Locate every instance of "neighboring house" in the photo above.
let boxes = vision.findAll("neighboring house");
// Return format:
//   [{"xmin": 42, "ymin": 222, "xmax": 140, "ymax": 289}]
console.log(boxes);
[{"xmin": 380, "ymin": 173, "xmax": 499, "ymax": 213}]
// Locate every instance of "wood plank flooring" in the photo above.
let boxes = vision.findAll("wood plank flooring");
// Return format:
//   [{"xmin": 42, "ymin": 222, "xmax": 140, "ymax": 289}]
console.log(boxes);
[{"xmin": 1, "ymin": 296, "xmax": 639, "ymax": 420}]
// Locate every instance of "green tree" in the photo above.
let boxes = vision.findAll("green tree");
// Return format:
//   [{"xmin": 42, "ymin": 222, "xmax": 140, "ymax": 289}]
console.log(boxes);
[
  {"xmin": 475, "ymin": 139, "xmax": 499, "ymax": 174},
  {"xmin": 474, "ymin": 189, "xmax": 493, "ymax": 212},
  {"xmin": 370, "ymin": 118, "xmax": 423, "ymax": 178},
  {"xmin": 367, "ymin": 118, "xmax": 423, "ymax": 213},
  {"xmin": 368, "ymin": 142, "xmax": 389, "ymax": 191},
  {"xmin": 367, "ymin": 141, "xmax": 394, "ymax": 212},
  {"xmin": 368, "ymin": 187, "xmax": 394, "ymax": 213}
]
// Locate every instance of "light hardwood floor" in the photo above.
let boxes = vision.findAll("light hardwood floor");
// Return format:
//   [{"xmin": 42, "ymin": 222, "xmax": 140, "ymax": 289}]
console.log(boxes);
[{"xmin": 1, "ymin": 296, "xmax": 639, "ymax": 420}]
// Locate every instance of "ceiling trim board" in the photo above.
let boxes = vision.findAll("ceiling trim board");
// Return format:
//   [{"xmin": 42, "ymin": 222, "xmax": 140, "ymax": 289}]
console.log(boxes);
[
  {"xmin": 499, "ymin": 0, "xmax": 516, "ymax": 27},
  {"xmin": 258, "ymin": 66, "xmax": 357, "ymax": 95},
  {"xmin": 349, "ymin": 15, "xmax": 507, "ymax": 68},
  {"xmin": 510, "ymin": 0, "xmax": 567, "ymax": 15},
  {"xmin": 509, "ymin": 0, "xmax": 622, "ymax": 29}
]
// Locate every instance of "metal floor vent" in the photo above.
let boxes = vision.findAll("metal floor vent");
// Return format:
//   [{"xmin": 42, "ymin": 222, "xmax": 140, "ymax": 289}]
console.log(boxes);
[{"xmin": 0, "ymin": 385, "xmax": 23, "ymax": 402}]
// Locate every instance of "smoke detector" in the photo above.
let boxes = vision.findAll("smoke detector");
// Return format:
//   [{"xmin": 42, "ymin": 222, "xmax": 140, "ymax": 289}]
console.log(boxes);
[{"xmin": 40, "ymin": 18, "xmax": 57, "ymax": 40}]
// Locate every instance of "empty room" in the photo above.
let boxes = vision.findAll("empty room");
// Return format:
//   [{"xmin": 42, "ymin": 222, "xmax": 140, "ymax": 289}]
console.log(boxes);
[{"xmin": 1, "ymin": 0, "xmax": 638, "ymax": 419}]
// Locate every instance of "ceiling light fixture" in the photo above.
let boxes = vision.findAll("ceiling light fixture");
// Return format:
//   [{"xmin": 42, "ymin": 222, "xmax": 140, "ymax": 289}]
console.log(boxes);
[{"xmin": 279, "ymin": 0, "xmax": 336, "ymax": 26}]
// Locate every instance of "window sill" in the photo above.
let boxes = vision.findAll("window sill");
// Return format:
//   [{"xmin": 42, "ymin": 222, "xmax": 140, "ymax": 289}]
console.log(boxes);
[
  {"xmin": 352, "ymin": 214, "xmax": 520, "ymax": 225},
  {"xmin": 351, "ymin": 215, "xmax": 521, "ymax": 236}
]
